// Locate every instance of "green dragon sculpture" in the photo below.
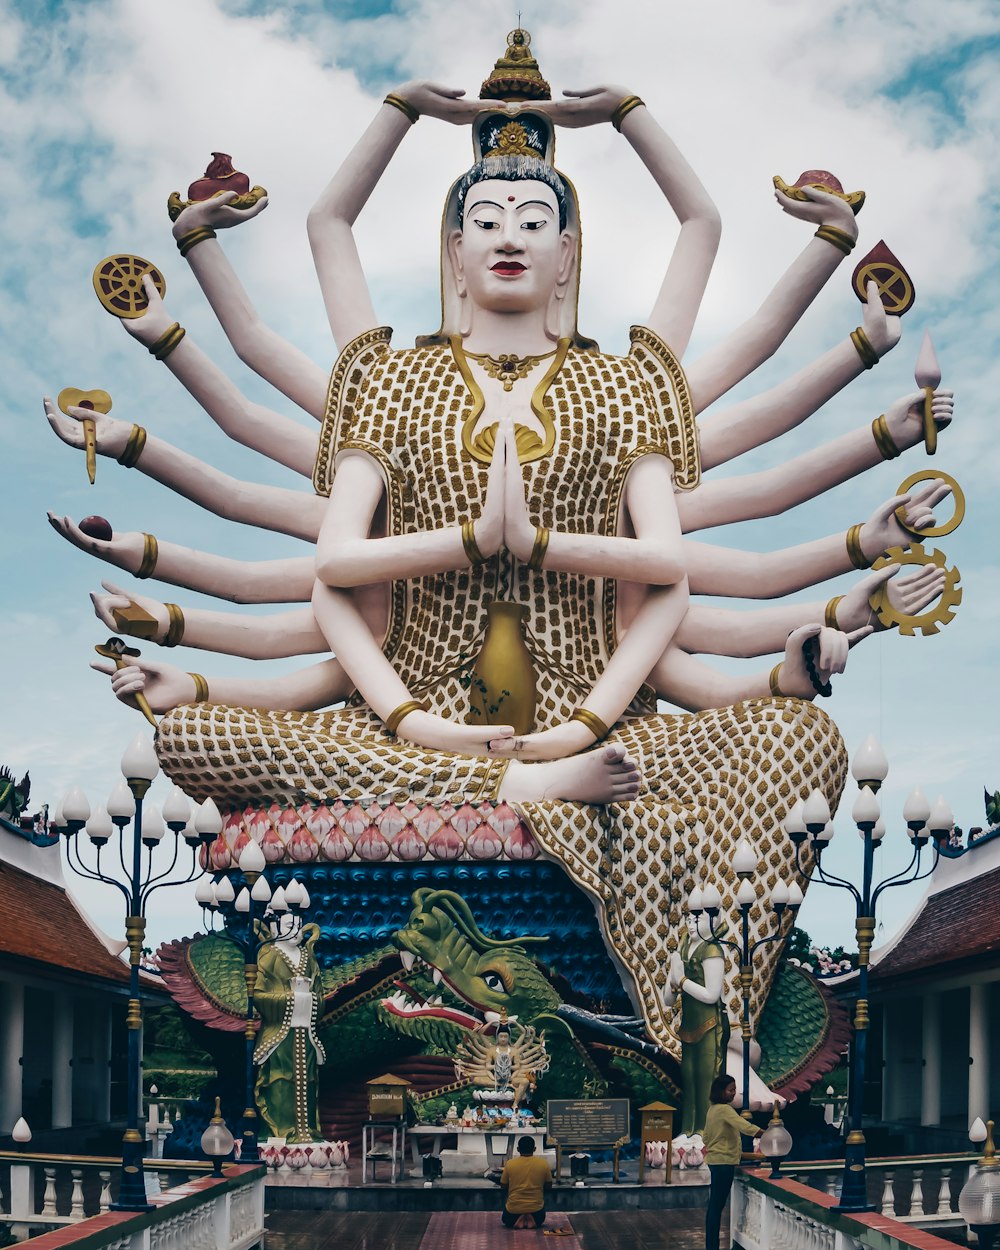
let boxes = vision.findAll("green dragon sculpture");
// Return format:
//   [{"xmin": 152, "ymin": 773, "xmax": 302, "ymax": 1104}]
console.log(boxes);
[{"xmin": 156, "ymin": 888, "xmax": 847, "ymax": 1143}]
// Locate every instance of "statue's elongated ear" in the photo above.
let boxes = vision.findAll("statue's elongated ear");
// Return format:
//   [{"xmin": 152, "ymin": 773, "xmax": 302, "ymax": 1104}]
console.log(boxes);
[{"xmin": 447, "ymin": 230, "xmax": 466, "ymax": 296}]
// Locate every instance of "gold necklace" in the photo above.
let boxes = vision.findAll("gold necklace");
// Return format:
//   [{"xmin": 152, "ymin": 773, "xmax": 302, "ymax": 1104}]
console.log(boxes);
[{"xmin": 465, "ymin": 348, "xmax": 556, "ymax": 392}]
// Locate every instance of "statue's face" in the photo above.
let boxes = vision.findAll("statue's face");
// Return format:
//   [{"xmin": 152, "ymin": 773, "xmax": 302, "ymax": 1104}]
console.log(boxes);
[{"xmin": 451, "ymin": 178, "xmax": 573, "ymax": 316}]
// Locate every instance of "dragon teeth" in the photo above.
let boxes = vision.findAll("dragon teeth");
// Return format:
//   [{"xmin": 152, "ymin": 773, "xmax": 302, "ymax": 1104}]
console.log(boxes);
[
  {"xmin": 431, "ymin": 967, "xmax": 442, "ymax": 985},
  {"xmin": 400, "ymin": 950, "xmax": 415, "ymax": 972}
]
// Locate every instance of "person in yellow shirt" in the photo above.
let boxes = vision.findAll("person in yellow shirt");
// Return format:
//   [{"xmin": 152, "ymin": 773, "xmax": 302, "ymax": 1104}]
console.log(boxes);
[
  {"xmin": 703, "ymin": 1075, "xmax": 763, "ymax": 1250},
  {"xmin": 500, "ymin": 1136, "xmax": 553, "ymax": 1230}
]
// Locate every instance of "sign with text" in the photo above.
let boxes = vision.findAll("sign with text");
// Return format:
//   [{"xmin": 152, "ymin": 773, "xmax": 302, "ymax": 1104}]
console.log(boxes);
[{"xmin": 545, "ymin": 1098, "xmax": 630, "ymax": 1148}]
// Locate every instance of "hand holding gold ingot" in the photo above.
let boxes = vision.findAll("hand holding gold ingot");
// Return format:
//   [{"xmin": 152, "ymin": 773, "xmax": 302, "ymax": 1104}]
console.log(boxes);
[
  {"xmin": 57, "ymin": 388, "xmax": 112, "ymax": 485},
  {"xmin": 914, "ymin": 331, "xmax": 941, "ymax": 456}
]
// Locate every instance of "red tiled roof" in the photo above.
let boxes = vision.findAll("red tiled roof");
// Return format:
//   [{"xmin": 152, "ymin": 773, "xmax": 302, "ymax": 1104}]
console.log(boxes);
[
  {"xmin": 872, "ymin": 863, "xmax": 1000, "ymax": 983},
  {"xmin": 0, "ymin": 859, "xmax": 132, "ymax": 986}
]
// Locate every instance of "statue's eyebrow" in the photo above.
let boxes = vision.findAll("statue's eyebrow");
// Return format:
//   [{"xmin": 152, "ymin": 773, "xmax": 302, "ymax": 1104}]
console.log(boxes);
[{"xmin": 467, "ymin": 198, "xmax": 554, "ymax": 215}]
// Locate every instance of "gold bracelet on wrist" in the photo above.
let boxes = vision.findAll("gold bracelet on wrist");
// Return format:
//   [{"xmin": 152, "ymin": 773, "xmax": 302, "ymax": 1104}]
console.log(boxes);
[
  {"xmin": 850, "ymin": 326, "xmax": 879, "ymax": 370},
  {"xmin": 611, "ymin": 94, "xmax": 645, "ymax": 131},
  {"xmin": 188, "ymin": 672, "xmax": 209, "ymax": 703},
  {"xmin": 814, "ymin": 224, "xmax": 856, "ymax": 255},
  {"xmin": 116, "ymin": 424, "xmax": 147, "ymax": 468},
  {"xmin": 176, "ymin": 227, "xmax": 216, "ymax": 258},
  {"xmin": 385, "ymin": 698, "xmax": 428, "ymax": 735},
  {"xmin": 461, "ymin": 519, "xmax": 485, "ymax": 567},
  {"xmin": 571, "ymin": 708, "xmax": 611, "ymax": 741},
  {"xmin": 162, "ymin": 602, "xmax": 185, "ymax": 648},
  {"xmin": 846, "ymin": 523, "xmax": 872, "ymax": 570},
  {"xmin": 824, "ymin": 596, "xmax": 845, "ymax": 630},
  {"xmin": 528, "ymin": 526, "xmax": 550, "ymax": 572},
  {"xmin": 384, "ymin": 93, "xmax": 419, "ymax": 125},
  {"xmin": 136, "ymin": 532, "xmax": 158, "ymax": 580},
  {"xmin": 148, "ymin": 322, "xmax": 186, "ymax": 361},
  {"xmin": 768, "ymin": 663, "xmax": 786, "ymax": 698},
  {"xmin": 871, "ymin": 413, "xmax": 901, "ymax": 460}
]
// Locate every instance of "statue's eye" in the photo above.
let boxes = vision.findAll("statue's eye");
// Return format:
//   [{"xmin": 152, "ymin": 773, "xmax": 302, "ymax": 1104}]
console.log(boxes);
[
  {"xmin": 482, "ymin": 971, "xmax": 508, "ymax": 994},
  {"xmin": 520, "ymin": 220, "xmax": 545, "ymax": 231},
  {"xmin": 474, "ymin": 218, "xmax": 500, "ymax": 230}
]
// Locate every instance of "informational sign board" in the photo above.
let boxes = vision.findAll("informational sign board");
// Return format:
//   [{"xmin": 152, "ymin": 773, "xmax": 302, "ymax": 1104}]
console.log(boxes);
[{"xmin": 546, "ymin": 1098, "xmax": 630, "ymax": 1149}]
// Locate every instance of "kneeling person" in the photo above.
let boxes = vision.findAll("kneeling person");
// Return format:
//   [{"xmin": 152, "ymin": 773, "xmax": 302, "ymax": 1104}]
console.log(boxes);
[{"xmin": 500, "ymin": 1136, "xmax": 552, "ymax": 1230}]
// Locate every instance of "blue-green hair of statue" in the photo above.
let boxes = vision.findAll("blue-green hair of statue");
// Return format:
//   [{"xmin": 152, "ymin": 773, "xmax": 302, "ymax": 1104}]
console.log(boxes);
[{"xmin": 456, "ymin": 156, "xmax": 568, "ymax": 232}]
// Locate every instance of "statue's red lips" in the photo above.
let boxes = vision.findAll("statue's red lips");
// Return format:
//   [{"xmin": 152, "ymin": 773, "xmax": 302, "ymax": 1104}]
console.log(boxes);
[{"xmin": 491, "ymin": 261, "xmax": 526, "ymax": 275}]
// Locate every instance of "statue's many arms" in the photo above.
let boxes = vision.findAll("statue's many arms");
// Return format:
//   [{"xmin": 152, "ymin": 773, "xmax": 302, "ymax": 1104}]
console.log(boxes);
[{"xmin": 46, "ymin": 31, "xmax": 956, "ymax": 1052}]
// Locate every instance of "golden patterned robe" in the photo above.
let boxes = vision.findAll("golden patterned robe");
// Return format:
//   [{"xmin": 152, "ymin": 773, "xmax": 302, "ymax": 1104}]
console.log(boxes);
[{"xmin": 157, "ymin": 327, "xmax": 846, "ymax": 1051}]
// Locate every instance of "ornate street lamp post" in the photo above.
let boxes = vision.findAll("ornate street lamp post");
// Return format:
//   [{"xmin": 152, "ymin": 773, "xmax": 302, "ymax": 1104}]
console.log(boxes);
[
  {"xmin": 689, "ymin": 841, "xmax": 802, "ymax": 1119},
  {"xmin": 784, "ymin": 734, "xmax": 953, "ymax": 1213},
  {"xmin": 196, "ymin": 845, "xmax": 311, "ymax": 1162},
  {"xmin": 961, "ymin": 1118, "xmax": 1000, "ymax": 1250},
  {"xmin": 56, "ymin": 733, "xmax": 210, "ymax": 1211}
]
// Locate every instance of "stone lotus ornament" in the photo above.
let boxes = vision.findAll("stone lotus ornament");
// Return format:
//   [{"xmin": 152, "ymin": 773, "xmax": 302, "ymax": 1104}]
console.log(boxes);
[
  {"xmin": 167, "ymin": 152, "xmax": 267, "ymax": 222},
  {"xmin": 773, "ymin": 169, "xmax": 865, "ymax": 214}
]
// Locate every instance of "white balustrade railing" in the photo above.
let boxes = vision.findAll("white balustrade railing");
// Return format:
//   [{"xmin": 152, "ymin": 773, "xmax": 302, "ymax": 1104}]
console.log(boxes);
[
  {"xmin": 0, "ymin": 1158, "xmax": 263, "ymax": 1249},
  {"xmin": 0, "ymin": 1153, "xmax": 203, "ymax": 1237},
  {"xmin": 733, "ymin": 1166, "xmax": 970, "ymax": 1250},
  {"xmin": 784, "ymin": 1153, "xmax": 975, "ymax": 1226}
]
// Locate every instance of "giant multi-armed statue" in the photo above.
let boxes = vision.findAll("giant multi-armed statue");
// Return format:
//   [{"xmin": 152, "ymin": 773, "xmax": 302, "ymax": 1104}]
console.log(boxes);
[{"xmin": 46, "ymin": 31, "xmax": 960, "ymax": 1134}]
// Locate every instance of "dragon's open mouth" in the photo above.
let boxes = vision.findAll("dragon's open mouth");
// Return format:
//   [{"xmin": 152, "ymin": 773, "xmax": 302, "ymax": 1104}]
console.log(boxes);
[{"xmin": 380, "ymin": 953, "xmax": 486, "ymax": 1030}]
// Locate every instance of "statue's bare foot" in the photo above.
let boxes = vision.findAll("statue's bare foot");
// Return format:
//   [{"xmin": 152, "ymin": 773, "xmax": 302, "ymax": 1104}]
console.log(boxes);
[{"xmin": 499, "ymin": 744, "xmax": 641, "ymax": 804}]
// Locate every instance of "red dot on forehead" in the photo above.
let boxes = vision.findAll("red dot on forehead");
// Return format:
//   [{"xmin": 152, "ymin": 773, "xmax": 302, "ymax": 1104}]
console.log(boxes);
[{"xmin": 507, "ymin": 195, "xmax": 516, "ymax": 202}]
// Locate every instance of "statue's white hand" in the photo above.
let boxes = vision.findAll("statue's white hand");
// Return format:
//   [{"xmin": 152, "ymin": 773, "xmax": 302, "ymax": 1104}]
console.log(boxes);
[
  {"xmin": 90, "ymin": 656, "xmax": 196, "ymax": 714},
  {"xmin": 860, "ymin": 279, "xmax": 901, "ymax": 357},
  {"xmin": 43, "ymin": 397, "xmax": 130, "ymax": 458},
  {"xmin": 539, "ymin": 85, "xmax": 630, "ymax": 128},
  {"xmin": 487, "ymin": 720, "xmax": 595, "ymax": 762},
  {"xmin": 476, "ymin": 424, "xmax": 506, "ymax": 557},
  {"xmin": 859, "ymin": 479, "xmax": 951, "ymax": 559},
  {"xmin": 47, "ymin": 513, "xmax": 144, "ymax": 573},
  {"xmin": 395, "ymin": 709, "xmax": 515, "ymax": 757},
  {"xmin": 836, "ymin": 562, "xmax": 947, "ymax": 633},
  {"xmin": 91, "ymin": 579, "xmax": 169, "ymax": 641},
  {"xmin": 774, "ymin": 184, "xmax": 858, "ymax": 239},
  {"xmin": 120, "ymin": 275, "xmax": 174, "ymax": 346},
  {"xmin": 669, "ymin": 951, "xmax": 685, "ymax": 990},
  {"xmin": 884, "ymin": 388, "xmax": 954, "ymax": 451},
  {"xmin": 501, "ymin": 418, "xmax": 535, "ymax": 562},
  {"xmin": 393, "ymin": 81, "xmax": 505, "ymax": 125},
  {"xmin": 171, "ymin": 189, "xmax": 268, "ymax": 239},
  {"xmin": 778, "ymin": 623, "xmax": 870, "ymax": 698}
]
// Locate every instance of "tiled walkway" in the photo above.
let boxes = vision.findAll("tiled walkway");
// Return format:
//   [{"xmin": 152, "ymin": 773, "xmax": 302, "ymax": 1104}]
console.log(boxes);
[{"xmin": 263, "ymin": 1208, "xmax": 714, "ymax": 1248}]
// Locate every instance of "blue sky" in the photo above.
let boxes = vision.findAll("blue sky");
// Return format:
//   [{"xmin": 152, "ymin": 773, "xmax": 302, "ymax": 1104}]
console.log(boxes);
[{"xmin": 2, "ymin": 0, "xmax": 999, "ymax": 957}]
